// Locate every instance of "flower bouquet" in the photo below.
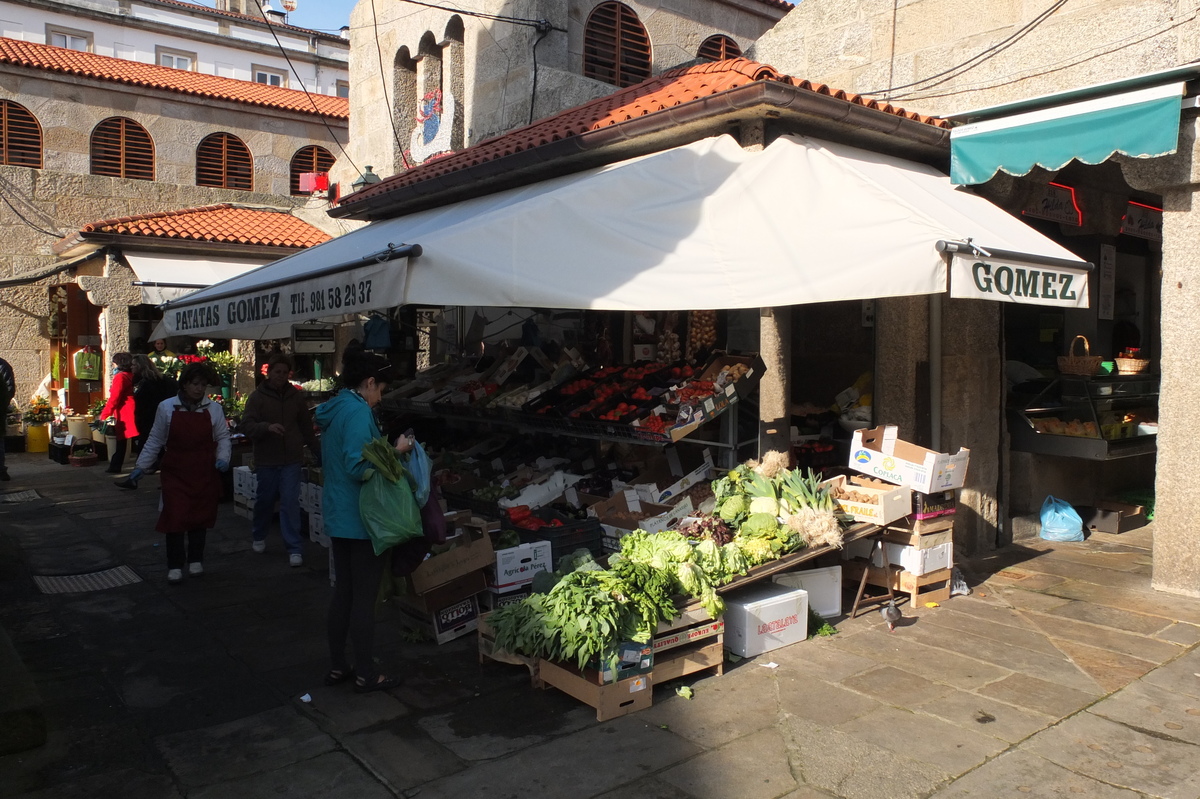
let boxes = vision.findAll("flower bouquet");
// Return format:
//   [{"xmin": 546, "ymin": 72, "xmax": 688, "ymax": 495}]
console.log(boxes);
[{"xmin": 23, "ymin": 396, "xmax": 54, "ymax": 424}]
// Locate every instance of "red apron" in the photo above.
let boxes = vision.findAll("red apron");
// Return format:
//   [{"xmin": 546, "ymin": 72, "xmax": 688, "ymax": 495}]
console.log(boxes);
[{"xmin": 155, "ymin": 407, "xmax": 222, "ymax": 533}]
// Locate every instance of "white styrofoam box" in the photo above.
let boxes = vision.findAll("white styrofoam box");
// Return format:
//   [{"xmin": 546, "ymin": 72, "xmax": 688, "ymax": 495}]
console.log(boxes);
[
  {"xmin": 309, "ymin": 484, "xmax": 323, "ymax": 513},
  {"xmin": 308, "ymin": 510, "xmax": 324, "ymax": 537},
  {"xmin": 723, "ymin": 581, "xmax": 808, "ymax": 657},
  {"xmin": 233, "ymin": 465, "xmax": 251, "ymax": 493},
  {"xmin": 299, "ymin": 482, "xmax": 311, "ymax": 512},
  {"xmin": 774, "ymin": 565, "xmax": 843, "ymax": 619},
  {"xmin": 492, "ymin": 540, "xmax": 552, "ymax": 588},
  {"xmin": 843, "ymin": 539, "xmax": 953, "ymax": 576}
]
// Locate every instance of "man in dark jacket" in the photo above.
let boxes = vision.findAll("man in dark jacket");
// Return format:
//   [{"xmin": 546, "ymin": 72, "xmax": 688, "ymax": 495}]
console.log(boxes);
[
  {"xmin": 0, "ymin": 355, "xmax": 14, "ymax": 481},
  {"xmin": 239, "ymin": 353, "xmax": 319, "ymax": 566}
]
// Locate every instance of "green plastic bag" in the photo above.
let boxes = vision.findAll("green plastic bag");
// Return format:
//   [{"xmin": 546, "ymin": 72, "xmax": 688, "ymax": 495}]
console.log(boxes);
[{"xmin": 359, "ymin": 466, "xmax": 424, "ymax": 556}]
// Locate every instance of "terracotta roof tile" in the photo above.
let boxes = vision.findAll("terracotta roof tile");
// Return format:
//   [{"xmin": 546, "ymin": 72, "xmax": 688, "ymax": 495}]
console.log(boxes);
[
  {"xmin": 347, "ymin": 58, "xmax": 947, "ymax": 204},
  {"xmin": 79, "ymin": 204, "xmax": 331, "ymax": 248},
  {"xmin": 150, "ymin": 0, "xmax": 347, "ymax": 40},
  {"xmin": 0, "ymin": 37, "xmax": 348, "ymax": 119}
]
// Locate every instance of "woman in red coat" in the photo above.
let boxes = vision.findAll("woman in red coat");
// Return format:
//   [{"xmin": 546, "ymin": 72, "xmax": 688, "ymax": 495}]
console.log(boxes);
[{"xmin": 99, "ymin": 352, "xmax": 138, "ymax": 474}]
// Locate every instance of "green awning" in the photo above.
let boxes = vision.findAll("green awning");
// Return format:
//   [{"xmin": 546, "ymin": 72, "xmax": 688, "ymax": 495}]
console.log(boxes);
[{"xmin": 950, "ymin": 82, "xmax": 1184, "ymax": 185}]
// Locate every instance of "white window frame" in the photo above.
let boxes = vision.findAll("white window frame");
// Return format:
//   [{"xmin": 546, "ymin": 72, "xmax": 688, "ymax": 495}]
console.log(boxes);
[
  {"xmin": 46, "ymin": 25, "xmax": 91, "ymax": 52},
  {"xmin": 156, "ymin": 46, "xmax": 196, "ymax": 71},
  {"xmin": 251, "ymin": 64, "xmax": 288, "ymax": 88}
]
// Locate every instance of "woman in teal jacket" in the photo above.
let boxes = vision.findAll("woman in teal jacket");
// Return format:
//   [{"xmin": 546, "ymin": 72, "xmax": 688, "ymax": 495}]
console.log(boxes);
[{"xmin": 315, "ymin": 349, "xmax": 410, "ymax": 693}]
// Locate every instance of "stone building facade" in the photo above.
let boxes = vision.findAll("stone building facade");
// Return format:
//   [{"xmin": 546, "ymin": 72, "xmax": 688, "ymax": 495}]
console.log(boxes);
[
  {"xmin": 751, "ymin": 1, "xmax": 1200, "ymax": 596},
  {"xmin": 0, "ymin": 37, "xmax": 349, "ymax": 408},
  {"xmin": 341, "ymin": 0, "xmax": 791, "ymax": 187}
]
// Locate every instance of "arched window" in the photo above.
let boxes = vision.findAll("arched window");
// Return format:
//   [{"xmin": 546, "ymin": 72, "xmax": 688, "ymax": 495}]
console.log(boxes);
[
  {"xmin": 289, "ymin": 145, "xmax": 335, "ymax": 195},
  {"xmin": 583, "ymin": 2, "xmax": 651, "ymax": 88},
  {"xmin": 0, "ymin": 100, "xmax": 42, "ymax": 168},
  {"xmin": 697, "ymin": 34, "xmax": 741, "ymax": 62},
  {"xmin": 90, "ymin": 117, "xmax": 154, "ymax": 180},
  {"xmin": 196, "ymin": 132, "xmax": 252, "ymax": 190}
]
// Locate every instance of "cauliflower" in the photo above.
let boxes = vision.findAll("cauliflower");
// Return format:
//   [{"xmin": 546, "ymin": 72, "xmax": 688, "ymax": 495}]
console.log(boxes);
[
  {"xmin": 748, "ymin": 496, "xmax": 779, "ymax": 516},
  {"xmin": 719, "ymin": 494, "xmax": 749, "ymax": 523}
]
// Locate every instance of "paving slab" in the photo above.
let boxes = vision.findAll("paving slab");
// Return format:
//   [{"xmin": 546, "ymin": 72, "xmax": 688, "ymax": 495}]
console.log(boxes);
[
  {"xmin": 4, "ymin": 768, "xmax": 182, "ymax": 799},
  {"xmin": 155, "ymin": 706, "xmax": 336, "ymax": 788},
  {"xmin": 1050, "ymin": 639, "xmax": 1158, "ymax": 693},
  {"xmin": 1021, "ymin": 711, "xmax": 1200, "ymax": 798},
  {"xmin": 659, "ymin": 726, "xmax": 800, "ymax": 799},
  {"xmin": 835, "ymin": 705, "xmax": 1006, "ymax": 773},
  {"xmin": 639, "ymin": 661, "xmax": 782, "ymax": 747},
  {"xmin": 993, "ymin": 587, "xmax": 1072, "ymax": 613},
  {"xmin": 1037, "ymin": 580, "xmax": 1200, "ymax": 626},
  {"xmin": 915, "ymin": 688, "xmax": 1056, "ymax": 744},
  {"xmin": 839, "ymin": 665, "xmax": 953, "ymax": 708},
  {"xmin": 917, "ymin": 606, "xmax": 1063, "ymax": 655},
  {"xmin": 1141, "ymin": 646, "xmax": 1200, "ymax": 700},
  {"xmin": 1157, "ymin": 623, "xmax": 1200, "ymax": 648},
  {"xmin": 1088, "ymin": 678, "xmax": 1200, "ymax": 745},
  {"xmin": 774, "ymin": 671, "xmax": 885, "ymax": 727},
  {"xmin": 1024, "ymin": 612, "xmax": 1183, "ymax": 663},
  {"xmin": 928, "ymin": 595, "xmax": 1042, "ymax": 629},
  {"xmin": 828, "ymin": 629, "xmax": 1011, "ymax": 691},
  {"xmin": 766, "ymin": 636, "xmax": 877, "ymax": 682},
  {"xmin": 188, "ymin": 751, "xmax": 393, "ymax": 799},
  {"xmin": 900, "ymin": 618, "xmax": 1102, "ymax": 695},
  {"xmin": 1046, "ymin": 600, "xmax": 1174, "ymax": 636},
  {"xmin": 341, "ymin": 723, "xmax": 467, "ymax": 792},
  {"xmin": 300, "ymin": 683, "xmax": 410, "ymax": 734},
  {"xmin": 593, "ymin": 775, "xmax": 699, "ymax": 799},
  {"xmin": 405, "ymin": 714, "xmax": 703, "ymax": 799},
  {"xmin": 976, "ymin": 673, "xmax": 1100, "ymax": 718},
  {"xmin": 779, "ymin": 715, "xmax": 950, "ymax": 799},
  {"xmin": 929, "ymin": 749, "xmax": 1145, "ymax": 798}
]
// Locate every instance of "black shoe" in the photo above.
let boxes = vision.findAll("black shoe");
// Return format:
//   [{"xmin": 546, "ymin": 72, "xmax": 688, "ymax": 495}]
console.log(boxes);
[
  {"xmin": 115, "ymin": 477, "xmax": 139, "ymax": 490},
  {"xmin": 105, "ymin": 467, "xmax": 122, "ymax": 474},
  {"xmin": 0, "ymin": 470, "xmax": 9, "ymax": 481}
]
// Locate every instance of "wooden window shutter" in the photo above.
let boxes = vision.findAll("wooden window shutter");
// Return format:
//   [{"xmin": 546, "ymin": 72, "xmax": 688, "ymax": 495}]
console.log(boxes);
[
  {"xmin": 697, "ymin": 35, "xmax": 741, "ymax": 62},
  {"xmin": 90, "ymin": 117, "xmax": 154, "ymax": 181},
  {"xmin": 196, "ymin": 132, "xmax": 253, "ymax": 191},
  {"xmin": 289, "ymin": 145, "xmax": 335, "ymax": 196},
  {"xmin": 583, "ymin": 2, "xmax": 651, "ymax": 88},
  {"xmin": 0, "ymin": 100, "xmax": 43, "ymax": 168}
]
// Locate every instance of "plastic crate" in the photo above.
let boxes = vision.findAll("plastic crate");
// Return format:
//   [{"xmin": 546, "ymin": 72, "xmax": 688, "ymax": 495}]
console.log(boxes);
[{"xmin": 508, "ymin": 508, "xmax": 604, "ymax": 563}]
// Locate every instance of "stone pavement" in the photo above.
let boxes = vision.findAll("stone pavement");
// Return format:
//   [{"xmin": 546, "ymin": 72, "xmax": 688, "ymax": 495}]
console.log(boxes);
[{"xmin": 1, "ymin": 448, "xmax": 1199, "ymax": 799}]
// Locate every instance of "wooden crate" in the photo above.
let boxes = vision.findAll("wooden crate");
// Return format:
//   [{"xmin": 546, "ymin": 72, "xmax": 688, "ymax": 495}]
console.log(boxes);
[
  {"xmin": 885, "ymin": 515, "xmax": 954, "ymax": 535},
  {"xmin": 843, "ymin": 560, "xmax": 951, "ymax": 607},
  {"xmin": 653, "ymin": 636, "xmax": 724, "ymax": 682},
  {"xmin": 538, "ymin": 658, "xmax": 653, "ymax": 722}
]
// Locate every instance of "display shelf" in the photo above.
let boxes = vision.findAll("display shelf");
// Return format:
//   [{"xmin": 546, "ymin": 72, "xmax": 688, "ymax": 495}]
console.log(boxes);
[{"xmin": 1009, "ymin": 375, "xmax": 1158, "ymax": 460}]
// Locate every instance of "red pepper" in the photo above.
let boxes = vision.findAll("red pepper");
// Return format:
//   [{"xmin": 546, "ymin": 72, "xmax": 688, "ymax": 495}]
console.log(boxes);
[{"xmin": 507, "ymin": 505, "xmax": 532, "ymax": 522}]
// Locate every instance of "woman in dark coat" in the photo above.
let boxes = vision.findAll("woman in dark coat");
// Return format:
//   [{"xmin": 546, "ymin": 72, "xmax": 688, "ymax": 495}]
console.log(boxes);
[{"xmin": 130, "ymin": 354, "xmax": 177, "ymax": 456}]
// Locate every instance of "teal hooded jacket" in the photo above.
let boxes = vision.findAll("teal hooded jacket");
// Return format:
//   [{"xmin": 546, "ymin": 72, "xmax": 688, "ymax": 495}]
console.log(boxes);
[{"xmin": 314, "ymin": 389, "xmax": 380, "ymax": 540}]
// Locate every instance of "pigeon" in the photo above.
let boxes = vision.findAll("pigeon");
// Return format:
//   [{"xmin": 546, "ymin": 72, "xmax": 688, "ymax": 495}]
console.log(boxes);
[{"xmin": 881, "ymin": 599, "xmax": 902, "ymax": 632}]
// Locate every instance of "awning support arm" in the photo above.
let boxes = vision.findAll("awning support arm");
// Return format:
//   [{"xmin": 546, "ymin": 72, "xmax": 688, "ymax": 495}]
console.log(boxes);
[
  {"xmin": 158, "ymin": 242, "xmax": 423, "ymax": 309},
  {"xmin": 936, "ymin": 240, "xmax": 1093, "ymax": 272}
]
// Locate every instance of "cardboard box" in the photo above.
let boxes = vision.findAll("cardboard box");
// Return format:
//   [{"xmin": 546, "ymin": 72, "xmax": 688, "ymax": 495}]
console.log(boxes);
[
  {"xmin": 881, "ymin": 527, "xmax": 953, "ymax": 550},
  {"xmin": 698, "ymin": 354, "xmax": 767, "ymax": 401},
  {"xmin": 537, "ymin": 658, "xmax": 653, "ymax": 722},
  {"xmin": 912, "ymin": 489, "xmax": 957, "ymax": 520},
  {"xmin": 591, "ymin": 490, "xmax": 691, "ymax": 552},
  {"xmin": 492, "ymin": 540, "xmax": 552, "ymax": 589},
  {"xmin": 848, "ymin": 425, "xmax": 970, "ymax": 493},
  {"xmin": 631, "ymin": 448, "xmax": 714, "ymax": 504},
  {"xmin": 652, "ymin": 619, "xmax": 724, "ymax": 654},
  {"xmin": 632, "ymin": 343, "xmax": 657, "ymax": 361},
  {"xmin": 589, "ymin": 641, "xmax": 654, "ymax": 685},
  {"xmin": 408, "ymin": 523, "xmax": 495, "ymax": 594},
  {"xmin": 1078, "ymin": 501, "xmax": 1147, "ymax": 534},
  {"xmin": 844, "ymin": 539, "xmax": 953, "ymax": 576},
  {"xmin": 774, "ymin": 565, "xmax": 843, "ymax": 618},
  {"xmin": 480, "ymin": 583, "xmax": 533, "ymax": 611},
  {"xmin": 396, "ymin": 594, "xmax": 480, "ymax": 645},
  {"xmin": 723, "ymin": 581, "xmax": 809, "ymax": 657},
  {"xmin": 822, "ymin": 474, "xmax": 911, "ymax": 526}
]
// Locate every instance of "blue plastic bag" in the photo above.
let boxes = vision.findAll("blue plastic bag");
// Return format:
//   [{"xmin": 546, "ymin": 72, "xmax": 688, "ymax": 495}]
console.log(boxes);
[
  {"xmin": 1040, "ymin": 495, "xmax": 1084, "ymax": 542},
  {"xmin": 402, "ymin": 440, "xmax": 432, "ymax": 507}
]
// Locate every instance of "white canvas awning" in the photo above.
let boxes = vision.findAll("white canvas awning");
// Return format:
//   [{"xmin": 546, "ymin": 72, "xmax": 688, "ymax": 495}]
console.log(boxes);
[
  {"xmin": 160, "ymin": 133, "xmax": 1087, "ymax": 339},
  {"xmin": 125, "ymin": 253, "xmax": 273, "ymax": 304}
]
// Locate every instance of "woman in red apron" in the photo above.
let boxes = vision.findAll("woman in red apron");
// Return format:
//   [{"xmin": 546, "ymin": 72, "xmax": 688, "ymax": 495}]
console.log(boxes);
[{"xmin": 118, "ymin": 362, "xmax": 231, "ymax": 584}]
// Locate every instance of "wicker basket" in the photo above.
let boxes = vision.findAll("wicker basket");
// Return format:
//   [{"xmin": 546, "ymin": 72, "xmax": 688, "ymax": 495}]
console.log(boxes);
[
  {"xmin": 1057, "ymin": 335, "xmax": 1104, "ymax": 376},
  {"xmin": 68, "ymin": 438, "xmax": 98, "ymax": 467},
  {"xmin": 1114, "ymin": 356, "xmax": 1151, "ymax": 375}
]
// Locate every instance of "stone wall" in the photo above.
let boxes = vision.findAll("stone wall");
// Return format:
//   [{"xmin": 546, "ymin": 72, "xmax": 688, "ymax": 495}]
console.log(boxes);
[
  {"xmin": 750, "ymin": 0, "xmax": 1197, "ymax": 118},
  {"xmin": 343, "ymin": 0, "xmax": 786, "ymax": 185},
  {"xmin": 0, "ymin": 72, "xmax": 348, "ymax": 406}
]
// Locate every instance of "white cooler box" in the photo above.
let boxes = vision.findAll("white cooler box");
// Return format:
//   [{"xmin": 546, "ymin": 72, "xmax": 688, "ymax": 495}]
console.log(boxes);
[
  {"xmin": 724, "ymin": 581, "xmax": 808, "ymax": 657},
  {"xmin": 774, "ymin": 565, "xmax": 842, "ymax": 619}
]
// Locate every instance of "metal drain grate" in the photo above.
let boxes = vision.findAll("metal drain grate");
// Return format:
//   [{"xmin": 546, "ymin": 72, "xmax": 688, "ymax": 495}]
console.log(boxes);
[
  {"xmin": 33, "ymin": 565, "xmax": 143, "ymax": 594},
  {"xmin": 1, "ymin": 489, "xmax": 40, "ymax": 503}
]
